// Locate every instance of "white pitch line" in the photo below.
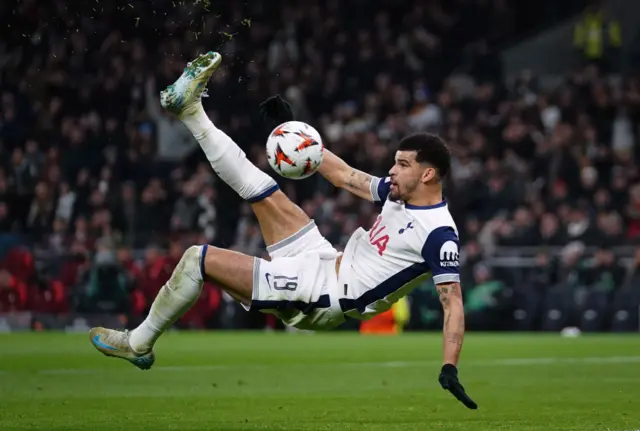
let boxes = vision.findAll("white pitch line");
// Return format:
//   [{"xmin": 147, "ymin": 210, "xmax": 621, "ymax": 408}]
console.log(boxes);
[
  {"xmin": 18, "ymin": 355, "xmax": 640, "ymax": 375},
  {"xmin": 478, "ymin": 356, "xmax": 640, "ymax": 366}
]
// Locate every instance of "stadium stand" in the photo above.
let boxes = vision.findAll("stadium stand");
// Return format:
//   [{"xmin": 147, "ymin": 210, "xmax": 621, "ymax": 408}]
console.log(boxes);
[{"xmin": 1, "ymin": 0, "xmax": 639, "ymax": 332}]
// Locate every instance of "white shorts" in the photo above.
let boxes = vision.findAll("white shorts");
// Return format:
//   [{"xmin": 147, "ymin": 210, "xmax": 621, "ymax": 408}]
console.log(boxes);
[{"xmin": 248, "ymin": 221, "xmax": 346, "ymax": 330}]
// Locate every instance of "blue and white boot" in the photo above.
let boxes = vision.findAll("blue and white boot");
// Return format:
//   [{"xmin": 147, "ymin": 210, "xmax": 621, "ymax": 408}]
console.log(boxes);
[
  {"xmin": 160, "ymin": 51, "xmax": 222, "ymax": 118},
  {"xmin": 89, "ymin": 327, "xmax": 155, "ymax": 370}
]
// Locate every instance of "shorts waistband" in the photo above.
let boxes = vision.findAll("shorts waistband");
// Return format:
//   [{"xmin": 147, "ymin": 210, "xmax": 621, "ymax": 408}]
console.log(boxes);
[{"xmin": 266, "ymin": 220, "xmax": 316, "ymax": 254}]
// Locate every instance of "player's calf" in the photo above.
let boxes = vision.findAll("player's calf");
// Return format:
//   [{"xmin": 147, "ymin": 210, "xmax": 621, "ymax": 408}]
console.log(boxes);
[{"xmin": 127, "ymin": 245, "xmax": 206, "ymax": 353}]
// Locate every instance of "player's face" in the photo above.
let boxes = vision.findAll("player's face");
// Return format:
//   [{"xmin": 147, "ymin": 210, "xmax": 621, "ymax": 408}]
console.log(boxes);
[{"xmin": 388, "ymin": 151, "xmax": 435, "ymax": 201}]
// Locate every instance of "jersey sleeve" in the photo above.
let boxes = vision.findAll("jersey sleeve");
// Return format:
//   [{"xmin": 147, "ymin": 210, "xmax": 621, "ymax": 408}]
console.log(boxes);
[
  {"xmin": 421, "ymin": 226, "xmax": 461, "ymax": 285},
  {"xmin": 370, "ymin": 176, "xmax": 392, "ymax": 202}
]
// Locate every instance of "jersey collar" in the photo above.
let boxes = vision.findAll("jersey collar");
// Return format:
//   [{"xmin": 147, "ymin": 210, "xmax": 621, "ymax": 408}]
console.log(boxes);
[{"xmin": 405, "ymin": 200, "xmax": 447, "ymax": 210}]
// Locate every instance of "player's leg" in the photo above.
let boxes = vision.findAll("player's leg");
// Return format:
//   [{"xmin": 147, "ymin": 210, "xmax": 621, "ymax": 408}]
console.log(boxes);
[
  {"xmin": 160, "ymin": 52, "xmax": 310, "ymax": 246},
  {"xmin": 128, "ymin": 245, "xmax": 256, "ymax": 351},
  {"xmin": 90, "ymin": 244, "xmax": 256, "ymax": 369},
  {"xmin": 250, "ymin": 190, "xmax": 312, "ymax": 247}
]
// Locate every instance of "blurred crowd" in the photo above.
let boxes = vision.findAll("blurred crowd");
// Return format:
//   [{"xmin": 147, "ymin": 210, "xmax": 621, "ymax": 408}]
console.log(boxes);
[{"xmin": 2, "ymin": 0, "xmax": 638, "ymax": 331}]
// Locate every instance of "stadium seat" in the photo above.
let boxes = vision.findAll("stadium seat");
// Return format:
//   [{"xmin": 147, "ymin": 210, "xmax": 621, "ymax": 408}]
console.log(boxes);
[
  {"xmin": 2, "ymin": 247, "xmax": 35, "ymax": 282},
  {"xmin": 579, "ymin": 290, "xmax": 609, "ymax": 332},
  {"xmin": 511, "ymin": 286, "xmax": 541, "ymax": 331},
  {"xmin": 540, "ymin": 287, "xmax": 571, "ymax": 331},
  {"xmin": 609, "ymin": 288, "xmax": 640, "ymax": 332}
]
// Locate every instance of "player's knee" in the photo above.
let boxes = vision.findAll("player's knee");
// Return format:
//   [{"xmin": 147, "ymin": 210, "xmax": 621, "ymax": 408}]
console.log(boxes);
[
  {"xmin": 175, "ymin": 245, "xmax": 208, "ymax": 283},
  {"xmin": 245, "ymin": 181, "xmax": 279, "ymax": 203},
  {"xmin": 161, "ymin": 245, "xmax": 206, "ymax": 299}
]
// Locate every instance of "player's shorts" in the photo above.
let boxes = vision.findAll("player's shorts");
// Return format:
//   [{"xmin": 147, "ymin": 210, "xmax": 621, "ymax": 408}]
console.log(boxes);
[{"xmin": 248, "ymin": 220, "xmax": 346, "ymax": 330}]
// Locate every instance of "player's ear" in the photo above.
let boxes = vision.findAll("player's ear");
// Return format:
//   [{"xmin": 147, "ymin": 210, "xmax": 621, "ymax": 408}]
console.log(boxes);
[{"xmin": 421, "ymin": 166, "xmax": 437, "ymax": 184}]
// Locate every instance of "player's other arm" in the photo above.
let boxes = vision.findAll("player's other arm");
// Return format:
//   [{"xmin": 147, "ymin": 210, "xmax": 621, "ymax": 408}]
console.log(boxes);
[
  {"xmin": 436, "ymin": 282, "xmax": 465, "ymax": 366},
  {"xmin": 318, "ymin": 150, "xmax": 376, "ymax": 202},
  {"xmin": 423, "ymin": 227, "xmax": 477, "ymax": 409},
  {"xmin": 436, "ymin": 280, "xmax": 476, "ymax": 409}
]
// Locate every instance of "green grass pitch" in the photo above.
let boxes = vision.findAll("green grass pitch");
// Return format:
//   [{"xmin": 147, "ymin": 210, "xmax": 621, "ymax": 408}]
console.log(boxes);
[{"xmin": 1, "ymin": 332, "xmax": 639, "ymax": 430}]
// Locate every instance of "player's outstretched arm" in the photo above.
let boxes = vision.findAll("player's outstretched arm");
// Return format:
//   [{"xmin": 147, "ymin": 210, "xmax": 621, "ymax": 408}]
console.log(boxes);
[
  {"xmin": 436, "ymin": 282, "xmax": 478, "ymax": 409},
  {"xmin": 436, "ymin": 282, "xmax": 465, "ymax": 366},
  {"xmin": 259, "ymin": 95, "xmax": 379, "ymax": 202},
  {"xmin": 319, "ymin": 150, "xmax": 375, "ymax": 202}
]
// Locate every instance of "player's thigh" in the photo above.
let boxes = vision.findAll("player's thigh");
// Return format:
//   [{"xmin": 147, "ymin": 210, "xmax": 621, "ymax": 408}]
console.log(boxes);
[
  {"xmin": 251, "ymin": 189, "xmax": 311, "ymax": 247},
  {"xmin": 202, "ymin": 246, "xmax": 254, "ymax": 306}
]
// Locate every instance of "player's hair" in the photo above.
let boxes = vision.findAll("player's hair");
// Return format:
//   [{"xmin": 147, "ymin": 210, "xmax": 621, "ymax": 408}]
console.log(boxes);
[{"xmin": 397, "ymin": 133, "xmax": 451, "ymax": 179}]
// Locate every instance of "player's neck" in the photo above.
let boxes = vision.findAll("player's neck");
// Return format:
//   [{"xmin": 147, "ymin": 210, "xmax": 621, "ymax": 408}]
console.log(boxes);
[{"xmin": 405, "ymin": 187, "xmax": 444, "ymax": 208}]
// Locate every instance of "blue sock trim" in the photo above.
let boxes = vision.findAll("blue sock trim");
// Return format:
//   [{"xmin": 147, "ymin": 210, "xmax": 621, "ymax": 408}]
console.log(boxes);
[
  {"xmin": 199, "ymin": 244, "xmax": 208, "ymax": 280},
  {"xmin": 247, "ymin": 184, "xmax": 280, "ymax": 203}
]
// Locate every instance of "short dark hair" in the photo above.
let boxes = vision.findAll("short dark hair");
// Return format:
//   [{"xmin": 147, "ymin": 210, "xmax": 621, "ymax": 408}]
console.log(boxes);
[{"xmin": 397, "ymin": 133, "xmax": 451, "ymax": 178}]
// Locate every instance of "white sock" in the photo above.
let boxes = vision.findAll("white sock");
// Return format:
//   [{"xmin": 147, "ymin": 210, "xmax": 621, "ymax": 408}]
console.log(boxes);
[
  {"xmin": 129, "ymin": 245, "xmax": 206, "ymax": 353},
  {"xmin": 181, "ymin": 104, "xmax": 279, "ymax": 202}
]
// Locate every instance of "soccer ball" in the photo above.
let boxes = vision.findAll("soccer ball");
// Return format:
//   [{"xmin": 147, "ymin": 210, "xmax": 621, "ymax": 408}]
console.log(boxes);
[{"xmin": 265, "ymin": 121, "xmax": 324, "ymax": 180}]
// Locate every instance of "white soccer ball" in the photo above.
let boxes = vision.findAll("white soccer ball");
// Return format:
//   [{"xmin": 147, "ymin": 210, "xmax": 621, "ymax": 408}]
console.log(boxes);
[{"xmin": 265, "ymin": 121, "xmax": 324, "ymax": 180}]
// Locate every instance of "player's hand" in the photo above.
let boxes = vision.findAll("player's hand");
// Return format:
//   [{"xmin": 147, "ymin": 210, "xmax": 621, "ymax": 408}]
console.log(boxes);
[
  {"xmin": 259, "ymin": 94, "xmax": 294, "ymax": 126},
  {"xmin": 438, "ymin": 364, "xmax": 478, "ymax": 409}
]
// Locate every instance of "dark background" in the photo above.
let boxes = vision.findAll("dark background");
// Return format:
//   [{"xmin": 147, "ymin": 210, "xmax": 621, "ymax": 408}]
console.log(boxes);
[{"xmin": 2, "ymin": 0, "xmax": 639, "ymax": 333}]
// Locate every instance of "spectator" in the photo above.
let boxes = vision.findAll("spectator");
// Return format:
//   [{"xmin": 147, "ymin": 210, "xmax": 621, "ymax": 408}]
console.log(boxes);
[
  {"xmin": 621, "ymin": 248, "xmax": 640, "ymax": 290},
  {"xmin": 538, "ymin": 213, "xmax": 566, "ymax": 246},
  {"xmin": 0, "ymin": 202, "xmax": 14, "ymax": 232},
  {"xmin": 584, "ymin": 246, "xmax": 626, "ymax": 294},
  {"xmin": 55, "ymin": 182, "xmax": 76, "ymax": 223},
  {"xmin": 460, "ymin": 240, "xmax": 483, "ymax": 286},
  {"xmin": 26, "ymin": 182, "xmax": 55, "ymax": 241},
  {"xmin": 500, "ymin": 206, "xmax": 538, "ymax": 246},
  {"xmin": 596, "ymin": 211, "xmax": 626, "ymax": 245},
  {"xmin": 526, "ymin": 250, "xmax": 557, "ymax": 291},
  {"xmin": 117, "ymin": 182, "xmax": 138, "ymax": 243},
  {"xmin": 172, "ymin": 181, "xmax": 203, "ymax": 232},
  {"xmin": 465, "ymin": 264, "xmax": 508, "ymax": 330},
  {"xmin": 625, "ymin": 183, "xmax": 640, "ymax": 240},
  {"xmin": 555, "ymin": 242, "xmax": 589, "ymax": 289},
  {"xmin": 573, "ymin": 4, "xmax": 622, "ymax": 72},
  {"xmin": 46, "ymin": 218, "xmax": 68, "ymax": 255},
  {"xmin": 0, "ymin": 269, "xmax": 28, "ymax": 312},
  {"xmin": 138, "ymin": 245, "xmax": 173, "ymax": 301},
  {"xmin": 564, "ymin": 204, "xmax": 599, "ymax": 245}
]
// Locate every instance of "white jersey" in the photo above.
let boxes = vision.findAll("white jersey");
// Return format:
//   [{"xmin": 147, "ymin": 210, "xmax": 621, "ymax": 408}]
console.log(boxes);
[{"xmin": 337, "ymin": 177, "xmax": 460, "ymax": 320}]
